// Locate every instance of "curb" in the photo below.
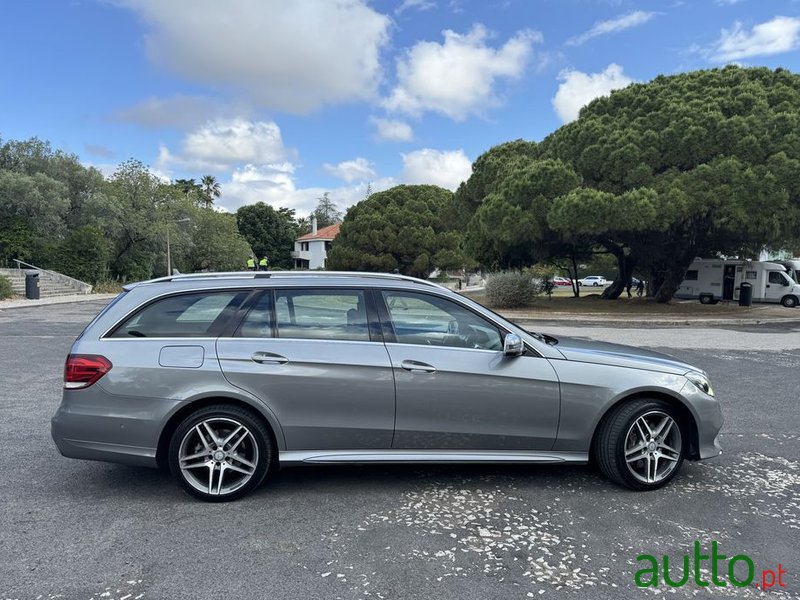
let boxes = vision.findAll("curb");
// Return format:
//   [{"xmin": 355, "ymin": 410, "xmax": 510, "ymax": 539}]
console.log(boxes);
[
  {"xmin": 0, "ymin": 294, "xmax": 118, "ymax": 311},
  {"xmin": 506, "ymin": 315, "xmax": 800, "ymax": 327}
]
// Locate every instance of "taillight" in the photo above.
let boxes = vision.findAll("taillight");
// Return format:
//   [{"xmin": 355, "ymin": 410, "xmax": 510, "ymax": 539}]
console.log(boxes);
[{"xmin": 64, "ymin": 354, "xmax": 112, "ymax": 389}]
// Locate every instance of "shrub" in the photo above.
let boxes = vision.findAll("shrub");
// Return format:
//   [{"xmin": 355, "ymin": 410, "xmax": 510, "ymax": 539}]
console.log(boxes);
[
  {"xmin": 485, "ymin": 271, "xmax": 538, "ymax": 308},
  {"xmin": 0, "ymin": 275, "xmax": 13, "ymax": 299}
]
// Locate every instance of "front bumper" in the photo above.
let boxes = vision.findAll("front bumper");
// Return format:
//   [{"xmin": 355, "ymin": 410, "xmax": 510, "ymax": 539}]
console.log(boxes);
[{"xmin": 680, "ymin": 379, "xmax": 724, "ymax": 460}]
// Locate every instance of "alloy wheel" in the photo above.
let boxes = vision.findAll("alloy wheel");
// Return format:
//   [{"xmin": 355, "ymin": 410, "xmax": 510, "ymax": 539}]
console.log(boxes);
[{"xmin": 623, "ymin": 410, "xmax": 682, "ymax": 484}]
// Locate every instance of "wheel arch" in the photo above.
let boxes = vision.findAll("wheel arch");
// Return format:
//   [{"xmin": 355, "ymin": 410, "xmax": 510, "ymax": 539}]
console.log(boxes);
[
  {"xmin": 589, "ymin": 390, "xmax": 700, "ymax": 462},
  {"xmin": 156, "ymin": 394, "xmax": 284, "ymax": 469}
]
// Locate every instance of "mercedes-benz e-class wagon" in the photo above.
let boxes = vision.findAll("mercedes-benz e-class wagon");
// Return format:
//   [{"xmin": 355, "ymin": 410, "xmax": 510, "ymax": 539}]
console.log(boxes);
[{"xmin": 52, "ymin": 272, "xmax": 723, "ymax": 502}]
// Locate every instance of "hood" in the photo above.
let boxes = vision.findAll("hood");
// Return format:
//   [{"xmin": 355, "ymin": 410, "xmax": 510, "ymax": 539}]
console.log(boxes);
[{"xmin": 549, "ymin": 336, "xmax": 697, "ymax": 375}]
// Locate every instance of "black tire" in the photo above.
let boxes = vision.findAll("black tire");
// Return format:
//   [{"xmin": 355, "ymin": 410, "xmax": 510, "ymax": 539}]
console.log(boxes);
[
  {"xmin": 168, "ymin": 404, "xmax": 274, "ymax": 502},
  {"xmin": 699, "ymin": 294, "xmax": 714, "ymax": 305},
  {"xmin": 593, "ymin": 399, "xmax": 685, "ymax": 491},
  {"xmin": 781, "ymin": 295, "xmax": 798, "ymax": 308},
  {"xmin": 593, "ymin": 282, "xmax": 599, "ymax": 287}
]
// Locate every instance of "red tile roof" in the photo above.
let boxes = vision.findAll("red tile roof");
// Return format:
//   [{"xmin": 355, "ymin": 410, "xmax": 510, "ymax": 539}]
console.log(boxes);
[{"xmin": 296, "ymin": 223, "xmax": 340, "ymax": 241}]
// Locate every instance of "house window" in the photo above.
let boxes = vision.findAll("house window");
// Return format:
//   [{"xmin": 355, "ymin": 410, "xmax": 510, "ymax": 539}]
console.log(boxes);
[
  {"xmin": 325, "ymin": 241, "xmax": 332, "ymax": 251},
  {"xmin": 300, "ymin": 242, "xmax": 309, "ymax": 251}
]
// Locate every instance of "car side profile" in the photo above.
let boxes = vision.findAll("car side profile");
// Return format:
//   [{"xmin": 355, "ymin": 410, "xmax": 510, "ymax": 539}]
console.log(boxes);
[
  {"xmin": 52, "ymin": 272, "xmax": 723, "ymax": 502},
  {"xmin": 578, "ymin": 275, "xmax": 608, "ymax": 287}
]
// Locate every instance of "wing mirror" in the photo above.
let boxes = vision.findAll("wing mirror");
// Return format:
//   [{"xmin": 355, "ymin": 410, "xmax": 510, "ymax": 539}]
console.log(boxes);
[{"xmin": 503, "ymin": 333, "xmax": 524, "ymax": 357}]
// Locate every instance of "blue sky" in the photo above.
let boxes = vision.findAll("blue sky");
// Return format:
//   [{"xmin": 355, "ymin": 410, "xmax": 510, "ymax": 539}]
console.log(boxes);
[{"xmin": 2, "ymin": 0, "xmax": 800, "ymax": 215}]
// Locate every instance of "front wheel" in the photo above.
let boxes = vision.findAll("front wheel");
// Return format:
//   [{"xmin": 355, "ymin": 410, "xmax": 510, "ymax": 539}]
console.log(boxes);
[
  {"xmin": 594, "ymin": 399, "xmax": 685, "ymax": 490},
  {"xmin": 168, "ymin": 405, "xmax": 273, "ymax": 502},
  {"xmin": 781, "ymin": 295, "xmax": 798, "ymax": 308}
]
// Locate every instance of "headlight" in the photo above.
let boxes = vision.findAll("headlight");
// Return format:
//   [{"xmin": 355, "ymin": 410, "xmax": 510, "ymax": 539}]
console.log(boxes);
[{"xmin": 686, "ymin": 372, "xmax": 714, "ymax": 397}]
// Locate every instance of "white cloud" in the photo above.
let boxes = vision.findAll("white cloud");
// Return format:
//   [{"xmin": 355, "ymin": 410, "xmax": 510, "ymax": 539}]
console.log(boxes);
[
  {"xmin": 323, "ymin": 157, "xmax": 377, "ymax": 183},
  {"xmin": 395, "ymin": 0, "xmax": 436, "ymax": 15},
  {"xmin": 157, "ymin": 118, "xmax": 287, "ymax": 172},
  {"xmin": 552, "ymin": 64, "xmax": 635, "ymax": 123},
  {"xmin": 120, "ymin": 0, "xmax": 390, "ymax": 113},
  {"xmin": 112, "ymin": 95, "xmax": 244, "ymax": 129},
  {"xmin": 384, "ymin": 24, "xmax": 541, "ymax": 120},
  {"xmin": 567, "ymin": 11, "xmax": 657, "ymax": 46},
  {"xmin": 400, "ymin": 149, "xmax": 471, "ymax": 191},
  {"xmin": 220, "ymin": 162, "xmax": 396, "ymax": 215},
  {"xmin": 370, "ymin": 117, "xmax": 414, "ymax": 142},
  {"xmin": 709, "ymin": 16, "xmax": 800, "ymax": 61}
]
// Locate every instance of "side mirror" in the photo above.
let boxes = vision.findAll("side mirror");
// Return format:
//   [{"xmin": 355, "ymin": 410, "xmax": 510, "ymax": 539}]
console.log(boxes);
[{"xmin": 503, "ymin": 333, "xmax": 524, "ymax": 357}]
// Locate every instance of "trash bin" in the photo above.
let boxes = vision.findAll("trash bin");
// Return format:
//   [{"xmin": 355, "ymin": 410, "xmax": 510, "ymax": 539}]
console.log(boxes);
[
  {"xmin": 738, "ymin": 282, "xmax": 753, "ymax": 307},
  {"xmin": 25, "ymin": 271, "xmax": 40, "ymax": 300}
]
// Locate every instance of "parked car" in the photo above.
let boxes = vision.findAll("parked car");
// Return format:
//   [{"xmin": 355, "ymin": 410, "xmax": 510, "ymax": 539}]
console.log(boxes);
[
  {"xmin": 553, "ymin": 276, "xmax": 572, "ymax": 286},
  {"xmin": 578, "ymin": 275, "xmax": 608, "ymax": 287},
  {"xmin": 52, "ymin": 271, "xmax": 722, "ymax": 501}
]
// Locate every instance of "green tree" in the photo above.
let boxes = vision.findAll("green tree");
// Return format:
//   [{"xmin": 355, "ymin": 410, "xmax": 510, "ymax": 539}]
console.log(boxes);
[
  {"xmin": 235, "ymin": 203, "xmax": 299, "ymax": 269},
  {"xmin": 179, "ymin": 210, "xmax": 252, "ymax": 272},
  {"xmin": 200, "ymin": 175, "xmax": 221, "ymax": 209},
  {"xmin": 326, "ymin": 184, "xmax": 469, "ymax": 278},
  {"xmin": 57, "ymin": 225, "xmax": 112, "ymax": 284},
  {"xmin": 311, "ymin": 192, "xmax": 343, "ymax": 228}
]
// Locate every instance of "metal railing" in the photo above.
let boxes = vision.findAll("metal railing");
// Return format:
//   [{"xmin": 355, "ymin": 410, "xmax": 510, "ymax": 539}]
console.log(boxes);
[{"xmin": 11, "ymin": 259, "xmax": 92, "ymax": 293}]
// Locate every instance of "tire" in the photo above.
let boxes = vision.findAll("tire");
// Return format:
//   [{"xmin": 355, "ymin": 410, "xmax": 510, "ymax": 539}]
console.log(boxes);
[
  {"xmin": 168, "ymin": 404, "xmax": 274, "ymax": 502},
  {"xmin": 699, "ymin": 294, "xmax": 714, "ymax": 305},
  {"xmin": 594, "ymin": 399, "xmax": 685, "ymax": 491},
  {"xmin": 781, "ymin": 295, "xmax": 798, "ymax": 308}
]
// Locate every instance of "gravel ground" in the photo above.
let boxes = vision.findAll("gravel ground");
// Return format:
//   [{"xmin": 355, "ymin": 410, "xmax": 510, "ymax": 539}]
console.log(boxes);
[{"xmin": 0, "ymin": 301, "xmax": 797, "ymax": 600}]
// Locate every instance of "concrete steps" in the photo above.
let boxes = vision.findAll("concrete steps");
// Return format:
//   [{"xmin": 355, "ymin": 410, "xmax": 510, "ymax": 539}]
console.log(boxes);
[{"xmin": 0, "ymin": 268, "xmax": 92, "ymax": 298}]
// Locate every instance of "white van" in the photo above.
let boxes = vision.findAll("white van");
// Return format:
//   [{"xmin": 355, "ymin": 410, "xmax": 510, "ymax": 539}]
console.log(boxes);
[{"xmin": 676, "ymin": 259, "xmax": 800, "ymax": 307}]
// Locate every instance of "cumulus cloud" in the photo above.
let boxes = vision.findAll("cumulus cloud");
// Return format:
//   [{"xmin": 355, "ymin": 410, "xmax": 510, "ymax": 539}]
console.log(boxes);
[
  {"xmin": 552, "ymin": 64, "xmax": 635, "ymax": 123},
  {"xmin": 157, "ymin": 118, "xmax": 287, "ymax": 172},
  {"xmin": 119, "ymin": 0, "xmax": 390, "ymax": 113},
  {"xmin": 371, "ymin": 117, "xmax": 414, "ymax": 142},
  {"xmin": 566, "ymin": 11, "xmax": 657, "ymax": 46},
  {"xmin": 384, "ymin": 24, "xmax": 540, "ymax": 120},
  {"xmin": 323, "ymin": 157, "xmax": 377, "ymax": 183},
  {"xmin": 400, "ymin": 149, "xmax": 471, "ymax": 190},
  {"xmin": 709, "ymin": 16, "xmax": 800, "ymax": 61},
  {"xmin": 219, "ymin": 163, "xmax": 395, "ymax": 215}
]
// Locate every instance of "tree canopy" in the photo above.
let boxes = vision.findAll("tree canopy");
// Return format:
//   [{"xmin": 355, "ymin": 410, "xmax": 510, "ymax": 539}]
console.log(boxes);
[
  {"xmin": 235, "ymin": 202, "xmax": 299, "ymax": 268},
  {"xmin": 327, "ymin": 184, "xmax": 468, "ymax": 278}
]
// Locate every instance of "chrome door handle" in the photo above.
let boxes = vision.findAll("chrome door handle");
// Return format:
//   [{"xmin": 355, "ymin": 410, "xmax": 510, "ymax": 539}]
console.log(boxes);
[
  {"xmin": 251, "ymin": 352, "xmax": 289, "ymax": 365},
  {"xmin": 400, "ymin": 360, "xmax": 436, "ymax": 373}
]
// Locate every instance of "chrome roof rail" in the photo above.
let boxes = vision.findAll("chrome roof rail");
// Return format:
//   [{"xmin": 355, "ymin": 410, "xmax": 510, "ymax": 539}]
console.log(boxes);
[{"xmin": 129, "ymin": 271, "xmax": 446, "ymax": 290}]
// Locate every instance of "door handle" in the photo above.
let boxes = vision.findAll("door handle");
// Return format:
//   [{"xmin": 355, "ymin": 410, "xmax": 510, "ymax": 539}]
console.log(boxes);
[
  {"xmin": 251, "ymin": 351, "xmax": 289, "ymax": 365},
  {"xmin": 400, "ymin": 360, "xmax": 436, "ymax": 373}
]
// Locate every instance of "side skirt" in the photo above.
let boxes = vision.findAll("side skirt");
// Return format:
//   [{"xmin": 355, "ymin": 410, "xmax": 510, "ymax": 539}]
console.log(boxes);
[{"xmin": 279, "ymin": 449, "xmax": 589, "ymax": 466}]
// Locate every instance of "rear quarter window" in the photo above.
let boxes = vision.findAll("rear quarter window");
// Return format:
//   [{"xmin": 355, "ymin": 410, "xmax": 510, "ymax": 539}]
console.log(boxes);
[{"xmin": 108, "ymin": 291, "xmax": 246, "ymax": 338}]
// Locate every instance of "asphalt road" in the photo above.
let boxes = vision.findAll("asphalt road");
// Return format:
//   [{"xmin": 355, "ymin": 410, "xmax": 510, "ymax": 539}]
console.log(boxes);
[{"xmin": 1, "ymin": 301, "xmax": 798, "ymax": 600}]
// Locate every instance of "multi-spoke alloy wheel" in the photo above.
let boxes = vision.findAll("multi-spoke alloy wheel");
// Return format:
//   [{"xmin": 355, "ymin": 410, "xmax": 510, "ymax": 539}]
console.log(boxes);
[
  {"xmin": 623, "ymin": 411, "xmax": 682, "ymax": 485},
  {"xmin": 594, "ymin": 399, "xmax": 686, "ymax": 491},
  {"xmin": 169, "ymin": 405, "xmax": 272, "ymax": 502}
]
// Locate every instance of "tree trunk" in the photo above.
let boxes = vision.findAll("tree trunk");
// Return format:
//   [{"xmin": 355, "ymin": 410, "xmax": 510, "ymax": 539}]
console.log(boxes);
[
  {"xmin": 570, "ymin": 255, "xmax": 580, "ymax": 298},
  {"xmin": 602, "ymin": 249, "xmax": 636, "ymax": 300},
  {"xmin": 654, "ymin": 253, "xmax": 694, "ymax": 303}
]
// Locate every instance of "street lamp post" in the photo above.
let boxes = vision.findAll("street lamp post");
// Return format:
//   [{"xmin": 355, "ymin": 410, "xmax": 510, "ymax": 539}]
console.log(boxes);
[{"xmin": 167, "ymin": 217, "xmax": 191, "ymax": 276}]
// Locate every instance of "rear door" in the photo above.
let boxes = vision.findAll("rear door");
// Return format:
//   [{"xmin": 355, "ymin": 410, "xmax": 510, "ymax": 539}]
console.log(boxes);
[
  {"xmin": 377, "ymin": 290, "xmax": 560, "ymax": 451},
  {"xmin": 216, "ymin": 288, "xmax": 396, "ymax": 450}
]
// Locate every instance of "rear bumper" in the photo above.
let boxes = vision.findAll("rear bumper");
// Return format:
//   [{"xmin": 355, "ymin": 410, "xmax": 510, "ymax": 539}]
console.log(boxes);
[{"xmin": 51, "ymin": 422, "xmax": 158, "ymax": 468}]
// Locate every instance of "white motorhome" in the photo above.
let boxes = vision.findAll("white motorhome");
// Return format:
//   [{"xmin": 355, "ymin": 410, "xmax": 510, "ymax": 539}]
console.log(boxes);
[
  {"xmin": 776, "ymin": 259, "xmax": 800, "ymax": 283},
  {"xmin": 676, "ymin": 259, "xmax": 800, "ymax": 307}
]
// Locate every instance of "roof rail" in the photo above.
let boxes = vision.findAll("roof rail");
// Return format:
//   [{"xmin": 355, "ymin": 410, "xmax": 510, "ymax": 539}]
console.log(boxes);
[{"xmin": 131, "ymin": 271, "xmax": 446, "ymax": 290}]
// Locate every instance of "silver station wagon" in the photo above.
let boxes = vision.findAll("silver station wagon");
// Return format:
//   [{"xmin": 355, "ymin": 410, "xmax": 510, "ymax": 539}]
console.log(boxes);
[{"xmin": 52, "ymin": 272, "xmax": 723, "ymax": 502}]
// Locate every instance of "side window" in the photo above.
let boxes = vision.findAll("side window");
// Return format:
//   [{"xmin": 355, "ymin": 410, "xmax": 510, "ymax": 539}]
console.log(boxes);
[
  {"xmin": 109, "ymin": 291, "xmax": 244, "ymax": 338},
  {"xmin": 382, "ymin": 291, "xmax": 502, "ymax": 351},
  {"xmin": 275, "ymin": 289, "xmax": 370, "ymax": 342},
  {"xmin": 235, "ymin": 292, "xmax": 274, "ymax": 338},
  {"xmin": 684, "ymin": 270, "xmax": 698, "ymax": 281},
  {"xmin": 768, "ymin": 272, "xmax": 786, "ymax": 285}
]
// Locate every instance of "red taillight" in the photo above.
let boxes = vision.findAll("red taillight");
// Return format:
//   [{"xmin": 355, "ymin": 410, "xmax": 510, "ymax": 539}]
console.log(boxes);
[{"xmin": 64, "ymin": 354, "xmax": 112, "ymax": 389}]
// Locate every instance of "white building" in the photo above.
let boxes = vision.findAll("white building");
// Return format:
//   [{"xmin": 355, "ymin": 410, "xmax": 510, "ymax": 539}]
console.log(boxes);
[{"xmin": 292, "ymin": 217, "xmax": 340, "ymax": 269}]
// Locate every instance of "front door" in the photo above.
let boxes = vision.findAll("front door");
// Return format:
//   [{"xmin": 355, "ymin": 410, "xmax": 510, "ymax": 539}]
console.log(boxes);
[
  {"xmin": 723, "ymin": 265, "xmax": 736, "ymax": 300},
  {"xmin": 764, "ymin": 271, "xmax": 791, "ymax": 303},
  {"xmin": 217, "ymin": 289, "xmax": 395, "ymax": 450},
  {"xmin": 377, "ymin": 290, "xmax": 560, "ymax": 451}
]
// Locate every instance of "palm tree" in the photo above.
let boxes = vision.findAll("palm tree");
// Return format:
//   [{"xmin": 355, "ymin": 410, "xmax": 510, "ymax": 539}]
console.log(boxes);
[
  {"xmin": 174, "ymin": 178, "xmax": 198, "ymax": 196},
  {"xmin": 201, "ymin": 175, "xmax": 221, "ymax": 209}
]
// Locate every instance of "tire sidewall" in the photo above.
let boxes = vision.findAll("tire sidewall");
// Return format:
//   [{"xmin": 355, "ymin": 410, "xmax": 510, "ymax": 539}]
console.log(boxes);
[
  {"xmin": 168, "ymin": 405, "xmax": 272, "ymax": 502},
  {"xmin": 782, "ymin": 295, "xmax": 798, "ymax": 308}
]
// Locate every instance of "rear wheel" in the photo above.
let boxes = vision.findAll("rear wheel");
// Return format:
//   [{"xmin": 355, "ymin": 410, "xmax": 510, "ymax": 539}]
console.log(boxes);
[
  {"xmin": 699, "ymin": 294, "xmax": 714, "ymax": 305},
  {"xmin": 594, "ymin": 399, "xmax": 685, "ymax": 490},
  {"xmin": 781, "ymin": 295, "xmax": 798, "ymax": 308},
  {"xmin": 168, "ymin": 405, "xmax": 273, "ymax": 502}
]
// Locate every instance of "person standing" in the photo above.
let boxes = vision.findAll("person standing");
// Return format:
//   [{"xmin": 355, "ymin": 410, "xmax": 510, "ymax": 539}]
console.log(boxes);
[
  {"xmin": 259, "ymin": 256, "xmax": 269, "ymax": 271},
  {"xmin": 246, "ymin": 256, "xmax": 256, "ymax": 271},
  {"xmin": 636, "ymin": 278, "xmax": 645, "ymax": 297}
]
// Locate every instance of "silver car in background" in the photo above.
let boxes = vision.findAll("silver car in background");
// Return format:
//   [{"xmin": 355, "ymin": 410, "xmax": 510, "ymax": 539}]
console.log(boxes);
[{"xmin": 52, "ymin": 272, "xmax": 723, "ymax": 502}]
